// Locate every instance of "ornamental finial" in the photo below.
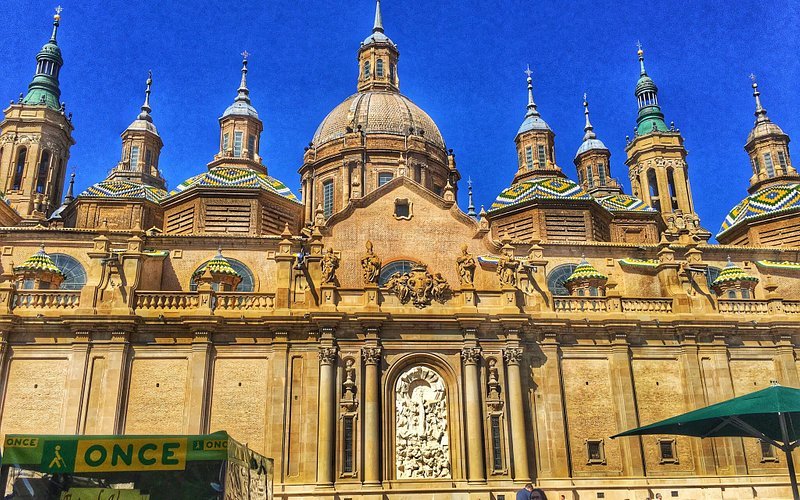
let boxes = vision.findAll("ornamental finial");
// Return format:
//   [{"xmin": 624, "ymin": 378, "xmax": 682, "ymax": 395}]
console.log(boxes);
[
  {"xmin": 524, "ymin": 64, "xmax": 537, "ymax": 113},
  {"xmin": 50, "ymin": 5, "xmax": 63, "ymax": 42},
  {"xmin": 582, "ymin": 92, "xmax": 596, "ymax": 141},
  {"xmin": 235, "ymin": 52, "xmax": 251, "ymax": 103},
  {"xmin": 637, "ymin": 41, "xmax": 647, "ymax": 76},
  {"xmin": 750, "ymin": 73, "xmax": 768, "ymax": 121},
  {"xmin": 137, "ymin": 70, "xmax": 153, "ymax": 121},
  {"xmin": 373, "ymin": 0, "xmax": 384, "ymax": 33}
]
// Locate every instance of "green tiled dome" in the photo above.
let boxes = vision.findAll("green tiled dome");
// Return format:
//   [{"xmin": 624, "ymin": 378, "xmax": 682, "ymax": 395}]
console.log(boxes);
[
  {"xmin": 563, "ymin": 259, "xmax": 607, "ymax": 285},
  {"xmin": 711, "ymin": 260, "xmax": 758, "ymax": 287},
  {"xmin": 14, "ymin": 247, "xmax": 65, "ymax": 277}
]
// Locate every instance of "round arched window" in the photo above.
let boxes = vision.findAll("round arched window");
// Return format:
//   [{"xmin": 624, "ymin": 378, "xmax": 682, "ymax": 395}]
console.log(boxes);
[
  {"xmin": 705, "ymin": 266, "xmax": 721, "ymax": 295},
  {"xmin": 547, "ymin": 263, "xmax": 578, "ymax": 296},
  {"xmin": 379, "ymin": 260, "xmax": 417, "ymax": 286},
  {"xmin": 190, "ymin": 258, "xmax": 254, "ymax": 292},
  {"xmin": 51, "ymin": 254, "xmax": 87, "ymax": 290}
]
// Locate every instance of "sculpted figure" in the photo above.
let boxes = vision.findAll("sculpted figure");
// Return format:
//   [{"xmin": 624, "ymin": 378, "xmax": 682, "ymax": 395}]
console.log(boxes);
[
  {"xmin": 497, "ymin": 253, "xmax": 520, "ymax": 287},
  {"xmin": 361, "ymin": 240, "xmax": 382, "ymax": 284},
  {"xmin": 456, "ymin": 244, "xmax": 476, "ymax": 286},
  {"xmin": 431, "ymin": 273, "xmax": 450, "ymax": 303},
  {"xmin": 321, "ymin": 247, "xmax": 339, "ymax": 285}
]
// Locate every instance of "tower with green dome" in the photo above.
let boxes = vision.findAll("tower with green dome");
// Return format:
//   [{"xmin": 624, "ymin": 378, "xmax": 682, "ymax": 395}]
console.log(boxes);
[
  {"xmin": 624, "ymin": 44, "xmax": 708, "ymax": 242},
  {"xmin": 0, "ymin": 7, "xmax": 74, "ymax": 222}
]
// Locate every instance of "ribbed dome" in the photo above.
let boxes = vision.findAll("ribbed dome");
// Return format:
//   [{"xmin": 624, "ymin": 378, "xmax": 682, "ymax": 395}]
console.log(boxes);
[
  {"xmin": 312, "ymin": 92, "xmax": 446, "ymax": 149},
  {"xmin": 747, "ymin": 119, "xmax": 787, "ymax": 145}
]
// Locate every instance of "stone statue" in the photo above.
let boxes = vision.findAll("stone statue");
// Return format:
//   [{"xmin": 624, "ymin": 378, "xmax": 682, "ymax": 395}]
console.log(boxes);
[
  {"xmin": 487, "ymin": 357, "xmax": 501, "ymax": 399},
  {"xmin": 361, "ymin": 240, "xmax": 382, "ymax": 284},
  {"xmin": 456, "ymin": 244, "xmax": 476, "ymax": 286},
  {"xmin": 342, "ymin": 358, "xmax": 356, "ymax": 400},
  {"xmin": 321, "ymin": 247, "xmax": 339, "ymax": 285},
  {"xmin": 496, "ymin": 253, "xmax": 520, "ymax": 287},
  {"xmin": 385, "ymin": 264, "xmax": 450, "ymax": 308},
  {"xmin": 395, "ymin": 365, "xmax": 451, "ymax": 479}
]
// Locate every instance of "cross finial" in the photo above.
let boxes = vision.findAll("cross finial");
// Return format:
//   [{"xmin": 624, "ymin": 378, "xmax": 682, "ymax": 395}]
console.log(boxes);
[
  {"xmin": 241, "ymin": 50, "xmax": 250, "ymax": 60},
  {"xmin": 636, "ymin": 40, "xmax": 642, "ymax": 51},
  {"xmin": 749, "ymin": 73, "xmax": 756, "ymax": 83},
  {"xmin": 524, "ymin": 64, "xmax": 533, "ymax": 79},
  {"xmin": 55, "ymin": 5, "xmax": 63, "ymax": 15},
  {"xmin": 583, "ymin": 92, "xmax": 587, "ymax": 102}
]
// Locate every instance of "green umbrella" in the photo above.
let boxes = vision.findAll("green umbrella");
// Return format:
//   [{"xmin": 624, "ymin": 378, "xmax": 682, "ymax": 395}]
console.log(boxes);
[{"xmin": 612, "ymin": 383, "xmax": 800, "ymax": 499}]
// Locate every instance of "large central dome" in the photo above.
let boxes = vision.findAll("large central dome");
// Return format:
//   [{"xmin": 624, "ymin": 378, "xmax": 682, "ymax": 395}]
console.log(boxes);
[{"xmin": 311, "ymin": 91, "xmax": 446, "ymax": 150}]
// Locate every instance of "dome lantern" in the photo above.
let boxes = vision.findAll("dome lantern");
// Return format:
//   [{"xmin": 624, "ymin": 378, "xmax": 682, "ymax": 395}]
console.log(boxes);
[
  {"xmin": 357, "ymin": 0, "xmax": 399, "ymax": 93},
  {"xmin": 513, "ymin": 66, "xmax": 561, "ymax": 184}
]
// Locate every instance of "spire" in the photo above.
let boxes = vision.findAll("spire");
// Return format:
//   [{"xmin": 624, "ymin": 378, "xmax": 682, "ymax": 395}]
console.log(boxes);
[
  {"xmin": 467, "ymin": 177, "xmax": 477, "ymax": 217},
  {"xmin": 22, "ymin": 6, "xmax": 65, "ymax": 111},
  {"xmin": 236, "ymin": 51, "xmax": 251, "ymax": 104},
  {"xmin": 137, "ymin": 70, "xmax": 153, "ymax": 122},
  {"xmin": 64, "ymin": 173, "xmax": 75, "ymax": 203},
  {"xmin": 50, "ymin": 5, "xmax": 62, "ymax": 43},
  {"xmin": 637, "ymin": 40, "xmax": 647, "ymax": 76},
  {"xmin": 373, "ymin": 0, "xmax": 384, "ymax": 33},
  {"xmin": 582, "ymin": 93, "xmax": 596, "ymax": 141},
  {"xmin": 750, "ymin": 73, "xmax": 769, "ymax": 123},
  {"xmin": 524, "ymin": 65, "xmax": 539, "ymax": 116}
]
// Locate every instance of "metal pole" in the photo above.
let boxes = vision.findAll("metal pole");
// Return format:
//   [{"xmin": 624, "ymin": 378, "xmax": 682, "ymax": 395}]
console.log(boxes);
[{"xmin": 779, "ymin": 412, "xmax": 800, "ymax": 500}]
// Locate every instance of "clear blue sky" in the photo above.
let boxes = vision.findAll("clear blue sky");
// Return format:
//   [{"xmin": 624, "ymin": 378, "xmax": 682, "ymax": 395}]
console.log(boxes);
[{"xmin": 2, "ymin": 1, "xmax": 798, "ymax": 239}]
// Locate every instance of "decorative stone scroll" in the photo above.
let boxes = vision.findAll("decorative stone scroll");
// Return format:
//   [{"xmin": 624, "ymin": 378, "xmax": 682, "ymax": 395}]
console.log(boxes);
[
  {"xmin": 318, "ymin": 346, "xmax": 338, "ymax": 365},
  {"xmin": 385, "ymin": 263, "xmax": 451, "ymax": 308},
  {"xmin": 395, "ymin": 366, "xmax": 451, "ymax": 479}
]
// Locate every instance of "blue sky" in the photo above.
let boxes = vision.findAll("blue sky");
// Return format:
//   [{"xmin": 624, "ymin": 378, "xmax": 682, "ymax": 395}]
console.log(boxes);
[{"xmin": 2, "ymin": 1, "xmax": 798, "ymax": 239}]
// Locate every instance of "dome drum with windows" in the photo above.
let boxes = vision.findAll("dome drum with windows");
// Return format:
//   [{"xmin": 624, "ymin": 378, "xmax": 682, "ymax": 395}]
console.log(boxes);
[
  {"xmin": 191, "ymin": 250, "xmax": 243, "ymax": 292},
  {"xmin": 13, "ymin": 246, "xmax": 66, "ymax": 290}
]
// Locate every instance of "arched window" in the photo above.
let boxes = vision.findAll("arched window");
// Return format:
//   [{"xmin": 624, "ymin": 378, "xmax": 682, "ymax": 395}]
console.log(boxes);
[
  {"xmin": 376, "ymin": 59, "xmax": 384, "ymax": 77},
  {"xmin": 190, "ymin": 258, "xmax": 254, "ymax": 292},
  {"xmin": 764, "ymin": 153, "xmax": 775, "ymax": 178},
  {"xmin": 50, "ymin": 254, "xmax": 87, "ymax": 290},
  {"xmin": 647, "ymin": 169, "xmax": 660, "ymax": 211},
  {"xmin": 322, "ymin": 179, "xmax": 334, "ymax": 218},
  {"xmin": 363, "ymin": 60, "xmax": 371, "ymax": 79},
  {"xmin": 379, "ymin": 260, "xmax": 417, "ymax": 286},
  {"xmin": 547, "ymin": 263, "xmax": 578, "ymax": 296},
  {"xmin": 586, "ymin": 166, "xmax": 594, "ymax": 186},
  {"xmin": 705, "ymin": 266, "xmax": 721, "ymax": 295},
  {"xmin": 36, "ymin": 150, "xmax": 51, "ymax": 194},
  {"xmin": 666, "ymin": 168, "xmax": 678, "ymax": 210},
  {"xmin": 12, "ymin": 148, "xmax": 27, "ymax": 191},
  {"xmin": 598, "ymin": 163, "xmax": 607, "ymax": 186}
]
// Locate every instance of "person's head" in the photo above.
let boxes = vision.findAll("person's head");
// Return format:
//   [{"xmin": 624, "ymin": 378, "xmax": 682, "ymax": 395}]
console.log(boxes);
[
  {"xmin": 524, "ymin": 483, "xmax": 534, "ymax": 491},
  {"xmin": 531, "ymin": 488, "xmax": 548, "ymax": 500}
]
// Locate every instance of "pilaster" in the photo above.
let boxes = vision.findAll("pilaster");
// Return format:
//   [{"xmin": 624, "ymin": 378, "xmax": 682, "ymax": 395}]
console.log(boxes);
[
  {"xmin": 186, "ymin": 329, "xmax": 212, "ymax": 433},
  {"xmin": 461, "ymin": 344, "xmax": 486, "ymax": 483},
  {"xmin": 62, "ymin": 330, "xmax": 91, "ymax": 433},
  {"xmin": 316, "ymin": 335, "xmax": 338, "ymax": 488},
  {"xmin": 533, "ymin": 332, "xmax": 570, "ymax": 478},
  {"xmin": 607, "ymin": 332, "xmax": 645, "ymax": 476}
]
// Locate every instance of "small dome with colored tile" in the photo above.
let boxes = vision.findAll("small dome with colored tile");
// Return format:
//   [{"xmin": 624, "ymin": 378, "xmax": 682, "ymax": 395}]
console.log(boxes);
[
  {"xmin": 80, "ymin": 180, "xmax": 168, "ymax": 203},
  {"xmin": 712, "ymin": 259, "xmax": 758, "ymax": 288},
  {"xmin": 192, "ymin": 252, "xmax": 242, "ymax": 280},
  {"xmin": 171, "ymin": 166, "xmax": 299, "ymax": 202},
  {"xmin": 490, "ymin": 177, "xmax": 591, "ymax": 212},
  {"xmin": 14, "ymin": 246, "xmax": 65, "ymax": 278},
  {"xmin": 563, "ymin": 259, "xmax": 608, "ymax": 286},
  {"xmin": 718, "ymin": 183, "xmax": 800, "ymax": 237},
  {"xmin": 595, "ymin": 193, "xmax": 656, "ymax": 213}
]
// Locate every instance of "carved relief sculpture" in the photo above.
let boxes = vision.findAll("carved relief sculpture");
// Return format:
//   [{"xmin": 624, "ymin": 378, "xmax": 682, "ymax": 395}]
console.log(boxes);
[
  {"xmin": 496, "ymin": 253, "xmax": 520, "ymax": 288},
  {"xmin": 456, "ymin": 244, "xmax": 476, "ymax": 286},
  {"xmin": 487, "ymin": 357, "xmax": 501, "ymax": 399},
  {"xmin": 385, "ymin": 263, "xmax": 451, "ymax": 308},
  {"xmin": 395, "ymin": 366, "xmax": 451, "ymax": 479},
  {"xmin": 321, "ymin": 247, "xmax": 340, "ymax": 285},
  {"xmin": 361, "ymin": 240, "xmax": 382, "ymax": 284}
]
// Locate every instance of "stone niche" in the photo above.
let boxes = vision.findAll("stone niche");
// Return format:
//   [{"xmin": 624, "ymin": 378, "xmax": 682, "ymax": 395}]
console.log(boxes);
[{"xmin": 395, "ymin": 365, "xmax": 450, "ymax": 479}]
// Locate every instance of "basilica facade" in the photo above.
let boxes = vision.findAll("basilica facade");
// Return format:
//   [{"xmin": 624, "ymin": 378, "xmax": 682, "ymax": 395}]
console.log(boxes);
[{"xmin": 2, "ymin": 3, "xmax": 800, "ymax": 499}]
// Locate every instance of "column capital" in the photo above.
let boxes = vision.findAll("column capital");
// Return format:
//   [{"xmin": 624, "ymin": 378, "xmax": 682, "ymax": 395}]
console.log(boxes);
[
  {"xmin": 461, "ymin": 346, "xmax": 482, "ymax": 365},
  {"xmin": 503, "ymin": 347, "xmax": 524, "ymax": 365},
  {"xmin": 319, "ymin": 346, "xmax": 338, "ymax": 365},
  {"xmin": 362, "ymin": 346, "xmax": 382, "ymax": 365}
]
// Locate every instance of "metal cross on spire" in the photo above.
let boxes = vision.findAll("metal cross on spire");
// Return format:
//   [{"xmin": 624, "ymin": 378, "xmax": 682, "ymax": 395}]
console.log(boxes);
[
  {"xmin": 524, "ymin": 64, "xmax": 533, "ymax": 79},
  {"xmin": 241, "ymin": 50, "xmax": 250, "ymax": 60},
  {"xmin": 636, "ymin": 40, "xmax": 642, "ymax": 51}
]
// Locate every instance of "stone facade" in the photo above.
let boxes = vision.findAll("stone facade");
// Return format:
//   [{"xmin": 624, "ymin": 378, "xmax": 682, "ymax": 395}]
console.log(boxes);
[{"xmin": 1, "ymin": 4, "xmax": 800, "ymax": 500}]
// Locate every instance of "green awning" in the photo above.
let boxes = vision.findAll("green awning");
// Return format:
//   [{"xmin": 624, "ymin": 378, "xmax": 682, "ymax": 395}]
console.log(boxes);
[{"xmin": 2, "ymin": 431, "xmax": 237, "ymax": 474}]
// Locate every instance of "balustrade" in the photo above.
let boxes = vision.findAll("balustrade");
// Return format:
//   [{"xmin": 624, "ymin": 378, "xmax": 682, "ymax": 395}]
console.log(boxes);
[
  {"xmin": 12, "ymin": 290, "xmax": 80, "ymax": 310},
  {"xmin": 717, "ymin": 299, "xmax": 769, "ymax": 314}
]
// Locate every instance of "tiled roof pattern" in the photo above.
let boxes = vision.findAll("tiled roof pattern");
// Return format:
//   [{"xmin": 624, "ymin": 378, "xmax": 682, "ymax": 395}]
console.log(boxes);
[
  {"xmin": 719, "ymin": 183, "xmax": 800, "ymax": 236},
  {"xmin": 595, "ymin": 193, "xmax": 656, "ymax": 213},
  {"xmin": 80, "ymin": 180, "xmax": 168, "ymax": 203},
  {"xmin": 490, "ymin": 177, "xmax": 591, "ymax": 211},
  {"xmin": 171, "ymin": 166, "xmax": 298, "ymax": 201}
]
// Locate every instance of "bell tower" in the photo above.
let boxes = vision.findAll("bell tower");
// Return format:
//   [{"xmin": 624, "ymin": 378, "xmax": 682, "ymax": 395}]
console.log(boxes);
[
  {"xmin": 0, "ymin": 7, "xmax": 74, "ymax": 221},
  {"xmin": 624, "ymin": 44, "xmax": 707, "ymax": 239}
]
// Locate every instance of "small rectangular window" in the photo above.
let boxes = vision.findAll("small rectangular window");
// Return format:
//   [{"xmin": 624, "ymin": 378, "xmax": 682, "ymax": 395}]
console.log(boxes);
[
  {"xmin": 322, "ymin": 180, "xmax": 334, "ymax": 218},
  {"xmin": 741, "ymin": 288, "xmax": 750, "ymax": 299},
  {"xmin": 130, "ymin": 146, "xmax": 140, "ymax": 169},
  {"xmin": 145, "ymin": 149, "xmax": 152, "ymax": 169},
  {"xmin": 587, "ymin": 167, "xmax": 594, "ymax": 186},
  {"xmin": 222, "ymin": 133, "xmax": 230, "ymax": 153},
  {"xmin": 587, "ymin": 439, "xmax": 606, "ymax": 465},
  {"xmin": 760, "ymin": 440, "xmax": 778, "ymax": 462},
  {"xmin": 414, "ymin": 166, "xmax": 422, "ymax": 183},
  {"xmin": 577, "ymin": 169, "xmax": 584, "ymax": 185},
  {"xmin": 538, "ymin": 145, "xmax": 546, "ymax": 168},
  {"xmin": 491, "ymin": 415, "xmax": 503, "ymax": 471},
  {"xmin": 394, "ymin": 199, "xmax": 410, "ymax": 219},
  {"xmin": 35, "ymin": 151, "xmax": 51, "ymax": 194},
  {"xmin": 433, "ymin": 185, "xmax": 443, "ymax": 196},
  {"xmin": 363, "ymin": 60, "xmax": 371, "ymax": 79},
  {"xmin": 247, "ymin": 134, "xmax": 256, "ymax": 159},
  {"xmin": 343, "ymin": 416, "xmax": 354, "ymax": 473},
  {"xmin": 764, "ymin": 153, "xmax": 775, "ymax": 177},
  {"xmin": 234, "ymin": 131, "xmax": 244, "ymax": 158},
  {"xmin": 525, "ymin": 146, "xmax": 533, "ymax": 169},
  {"xmin": 778, "ymin": 150, "xmax": 788, "ymax": 169},
  {"xmin": 378, "ymin": 172, "xmax": 393, "ymax": 187},
  {"xmin": 598, "ymin": 163, "xmax": 606, "ymax": 185},
  {"xmin": 658, "ymin": 438, "xmax": 678, "ymax": 464},
  {"xmin": 376, "ymin": 59, "xmax": 384, "ymax": 77}
]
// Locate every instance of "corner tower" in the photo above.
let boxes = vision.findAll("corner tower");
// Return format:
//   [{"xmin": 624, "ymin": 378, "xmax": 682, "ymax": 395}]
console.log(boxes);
[
  {"xmin": 624, "ymin": 44, "xmax": 708, "ymax": 240},
  {"xmin": 0, "ymin": 7, "xmax": 74, "ymax": 221}
]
